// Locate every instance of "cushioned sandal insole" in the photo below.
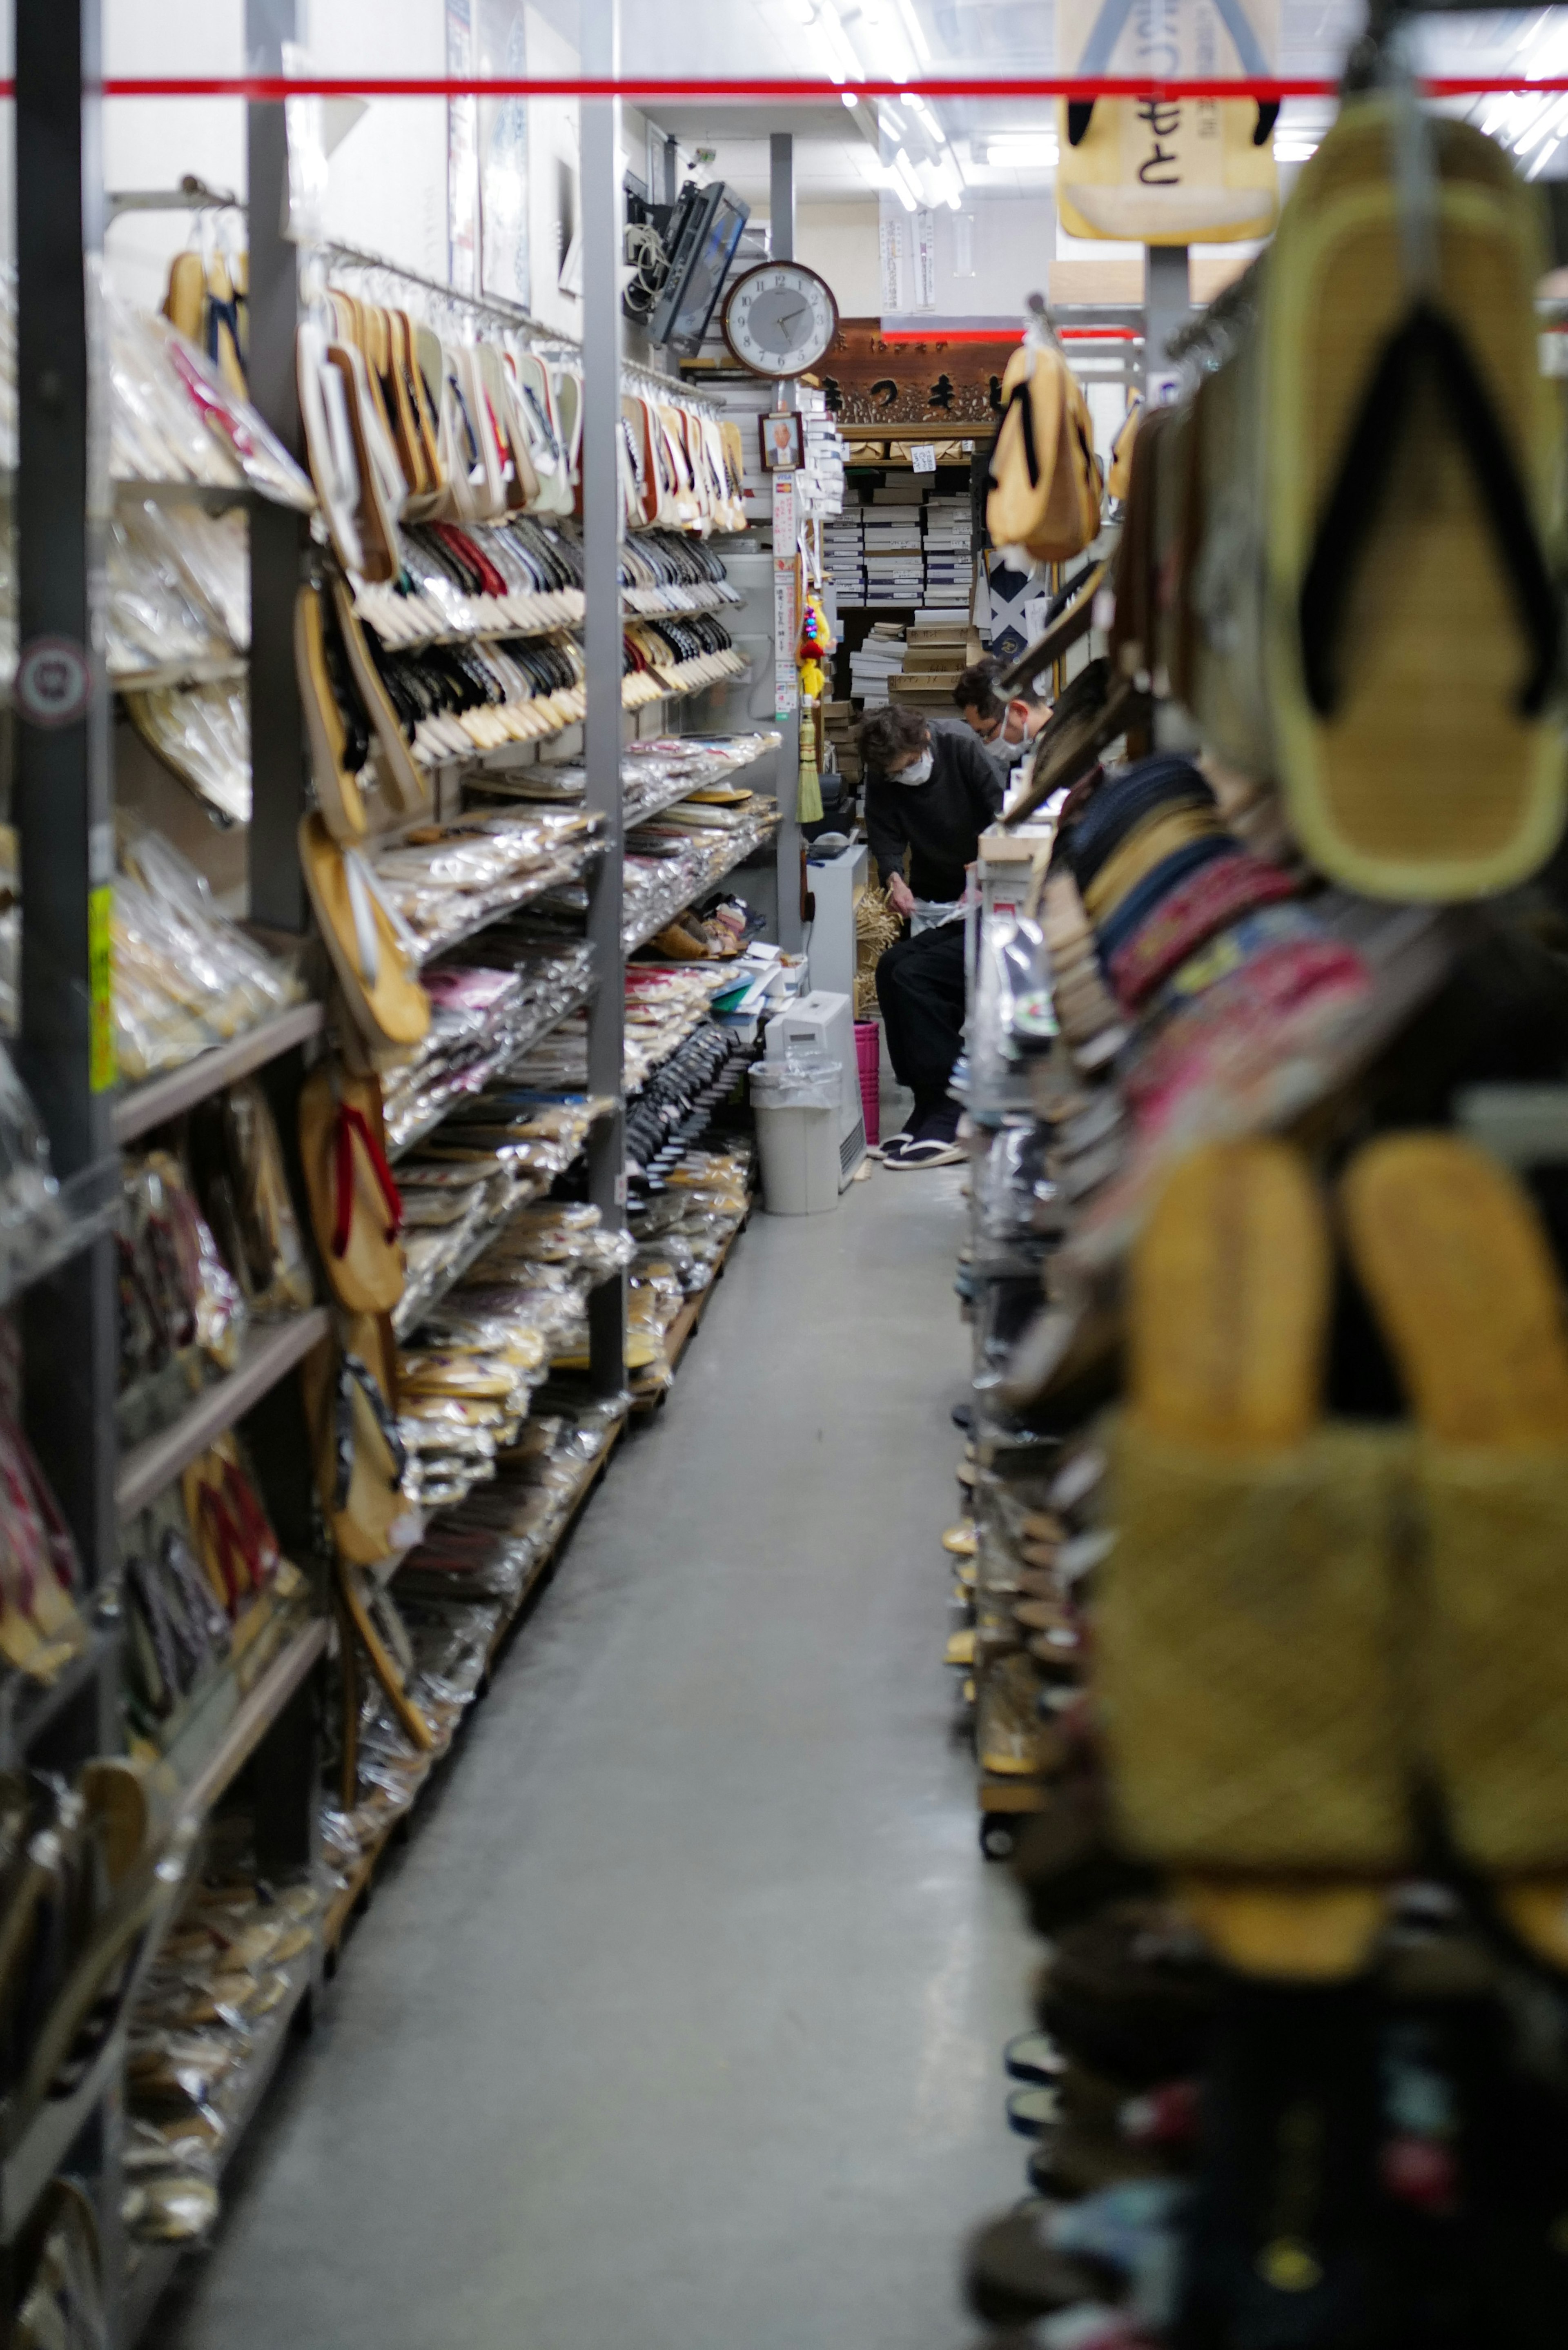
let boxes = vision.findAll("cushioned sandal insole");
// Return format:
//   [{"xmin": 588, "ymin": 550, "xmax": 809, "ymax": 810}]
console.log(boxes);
[
  {"xmin": 1129, "ymin": 1138, "xmax": 1328, "ymax": 1449},
  {"xmin": 1111, "ymin": 1138, "xmax": 1403, "ymax": 1972},
  {"xmin": 1340, "ymin": 1132, "xmax": 1568, "ymax": 1446},
  {"xmin": 1343, "ymin": 1132, "xmax": 1568, "ymax": 1941}
]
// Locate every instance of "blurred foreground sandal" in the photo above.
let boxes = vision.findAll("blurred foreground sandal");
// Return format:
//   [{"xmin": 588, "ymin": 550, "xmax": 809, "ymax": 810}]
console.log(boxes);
[
  {"xmin": 298, "ymin": 1063, "xmax": 404, "ymax": 1314},
  {"xmin": 1341, "ymin": 1133, "xmax": 1568, "ymax": 1969},
  {"xmin": 299, "ymin": 815, "xmax": 430, "ymax": 1052},
  {"xmin": 1100, "ymin": 1139, "xmax": 1408, "ymax": 1979},
  {"xmin": 1263, "ymin": 98, "xmax": 1565, "ymax": 899}
]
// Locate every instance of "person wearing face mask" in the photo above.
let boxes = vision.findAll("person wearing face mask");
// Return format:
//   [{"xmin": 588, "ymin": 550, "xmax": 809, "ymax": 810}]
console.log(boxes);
[
  {"xmin": 858, "ymin": 704, "xmax": 1004, "ymax": 1167},
  {"xmin": 954, "ymin": 659, "xmax": 1053, "ymax": 790}
]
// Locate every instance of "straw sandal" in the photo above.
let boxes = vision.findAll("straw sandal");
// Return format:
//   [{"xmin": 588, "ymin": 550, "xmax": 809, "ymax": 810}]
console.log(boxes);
[
  {"xmin": 987, "ymin": 342, "xmax": 1102, "ymax": 565},
  {"xmin": 1263, "ymin": 100, "xmax": 1564, "ymax": 899},
  {"xmin": 1341, "ymin": 1134, "xmax": 1568, "ymax": 1967},
  {"xmin": 298, "ymin": 1062, "xmax": 405, "ymax": 1314},
  {"xmin": 329, "ymin": 577, "xmax": 428, "ymax": 821},
  {"xmin": 1100, "ymin": 1138, "xmax": 1409, "ymax": 1980},
  {"xmin": 299, "ymin": 814, "xmax": 430, "ymax": 1051}
]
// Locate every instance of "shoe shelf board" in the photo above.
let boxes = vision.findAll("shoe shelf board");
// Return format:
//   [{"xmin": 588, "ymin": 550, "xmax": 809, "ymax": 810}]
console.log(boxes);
[
  {"xmin": 114, "ymin": 655, "xmax": 251, "ymax": 697},
  {"xmin": 113, "ymin": 1001, "xmax": 326, "ymax": 1145},
  {"xmin": 0, "ymin": 1630, "xmax": 120, "ymax": 1769},
  {"xmin": 376, "ymin": 615, "xmax": 582, "ymax": 651},
  {"xmin": 621, "ymin": 825, "xmax": 780, "ymax": 956},
  {"xmin": 0, "ymin": 2023, "xmax": 130, "ymax": 2250},
  {"xmin": 123, "ymin": 1947, "xmax": 317, "ymax": 2347},
  {"xmin": 386, "ymin": 973, "xmax": 597, "ymax": 1165},
  {"xmin": 161, "ymin": 1614, "xmax": 330, "ymax": 1828},
  {"xmin": 113, "ymin": 478, "xmax": 265, "ymax": 514},
  {"xmin": 116, "ymin": 1307, "xmax": 331, "ymax": 1518},
  {"xmin": 323, "ymin": 1409, "xmax": 628, "ymax": 1963},
  {"xmin": 629, "ymin": 1208, "xmax": 748, "ymax": 1417},
  {"xmin": 0, "ymin": 1170, "xmax": 120, "ymax": 1312}
]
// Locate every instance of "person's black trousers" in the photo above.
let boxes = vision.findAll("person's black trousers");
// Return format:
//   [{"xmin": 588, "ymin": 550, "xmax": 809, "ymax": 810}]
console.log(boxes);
[{"xmin": 875, "ymin": 919, "xmax": 967, "ymax": 1112}]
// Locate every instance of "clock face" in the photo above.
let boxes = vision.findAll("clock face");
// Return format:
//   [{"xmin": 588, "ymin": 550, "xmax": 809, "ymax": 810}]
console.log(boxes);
[{"xmin": 722, "ymin": 263, "xmax": 839, "ymax": 379}]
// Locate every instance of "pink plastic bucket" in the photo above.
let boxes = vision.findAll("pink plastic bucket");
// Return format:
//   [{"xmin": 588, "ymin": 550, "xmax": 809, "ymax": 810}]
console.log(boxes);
[{"xmin": 854, "ymin": 1020, "xmax": 880, "ymax": 1147}]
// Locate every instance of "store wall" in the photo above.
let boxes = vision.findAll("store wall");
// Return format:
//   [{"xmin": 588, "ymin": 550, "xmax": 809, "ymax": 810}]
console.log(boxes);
[
  {"xmin": 793, "ymin": 201, "xmax": 880, "ymax": 316},
  {"xmin": 97, "ymin": 0, "xmax": 639, "ymax": 340}
]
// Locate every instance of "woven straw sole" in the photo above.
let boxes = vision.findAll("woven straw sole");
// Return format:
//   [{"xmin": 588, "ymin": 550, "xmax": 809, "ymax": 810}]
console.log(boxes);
[{"xmin": 1265, "ymin": 109, "xmax": 1564, "ymax": 898}]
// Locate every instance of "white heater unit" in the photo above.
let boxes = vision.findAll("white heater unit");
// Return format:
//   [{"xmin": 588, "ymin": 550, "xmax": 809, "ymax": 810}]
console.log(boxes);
[{"xmin": 764, "ymin": 988, "xmax": 865, "ymax": 1187}]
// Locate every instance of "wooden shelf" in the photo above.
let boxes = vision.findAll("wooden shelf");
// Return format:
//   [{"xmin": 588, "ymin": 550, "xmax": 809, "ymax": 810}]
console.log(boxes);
[
  {"xmin": 116, "ymin": 1308, "xmax": 330, "ymax": 1517},
  {"xmin": 114, "ymin": 1001, "xmax": 324, "ymax": 1145}
]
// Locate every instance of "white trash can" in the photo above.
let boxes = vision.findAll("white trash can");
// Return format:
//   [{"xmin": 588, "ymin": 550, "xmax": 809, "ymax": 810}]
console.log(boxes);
[{"xmin": 749, "ymin": 1057, "xmax": 843, "ymax": 1215}]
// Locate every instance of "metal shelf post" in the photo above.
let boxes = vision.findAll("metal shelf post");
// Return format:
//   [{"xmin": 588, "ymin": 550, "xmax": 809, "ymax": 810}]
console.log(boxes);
[{"xmin": 583, "ymin": 0, "xmax": 628, "ymax": 1396}]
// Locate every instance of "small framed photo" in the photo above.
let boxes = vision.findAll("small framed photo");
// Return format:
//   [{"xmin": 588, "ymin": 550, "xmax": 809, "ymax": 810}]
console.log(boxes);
[{"xmin": 759, "ymin": 412, "xmax": 805, "ymax": 472}]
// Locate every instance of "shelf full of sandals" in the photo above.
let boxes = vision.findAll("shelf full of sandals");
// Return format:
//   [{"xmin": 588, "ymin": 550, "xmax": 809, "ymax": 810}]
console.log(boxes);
[
  {"xmin": 1, "ymin": 33, "xmax": 779, "ymax": 2339},
  {"xmin": 0, "ymin": 25, "xmax": 356, "ymax": 2348},
  {"xmin": 943, "ymin": 69, "xmax": 1568, "ymax": 2350}
]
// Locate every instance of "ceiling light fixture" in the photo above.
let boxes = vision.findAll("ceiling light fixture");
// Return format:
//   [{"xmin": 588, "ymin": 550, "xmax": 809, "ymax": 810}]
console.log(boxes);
[{"xmin": 891, "ymin": 146, "xmax": 926, "ymax": 210}]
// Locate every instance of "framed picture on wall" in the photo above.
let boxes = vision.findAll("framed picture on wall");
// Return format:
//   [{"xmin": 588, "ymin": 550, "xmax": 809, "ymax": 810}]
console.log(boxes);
[{"xmin": 759, "ymin": 412, "xmax": 804, "ymax": 472}]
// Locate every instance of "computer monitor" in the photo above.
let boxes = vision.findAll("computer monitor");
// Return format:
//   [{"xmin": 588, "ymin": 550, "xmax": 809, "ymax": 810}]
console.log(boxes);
[{"xmin": 650, "ymin": 180, "xmax": 750, "ymax": 351}]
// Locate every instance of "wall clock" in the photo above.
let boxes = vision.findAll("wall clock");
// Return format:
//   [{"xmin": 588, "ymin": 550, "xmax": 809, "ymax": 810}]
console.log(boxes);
[{"xmin": 721, "ymin": 261, "xmax": 839, "ymax": 379}]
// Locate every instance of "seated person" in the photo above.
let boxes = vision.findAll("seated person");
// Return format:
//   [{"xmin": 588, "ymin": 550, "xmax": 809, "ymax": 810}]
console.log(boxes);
[
  {"xmin": 859, "ymin": 705, "xmax": 1003, "ymax": 1168},
  {"xmin": 954, "ymin": 658, "xmax": 1052, "ymax": 785}
]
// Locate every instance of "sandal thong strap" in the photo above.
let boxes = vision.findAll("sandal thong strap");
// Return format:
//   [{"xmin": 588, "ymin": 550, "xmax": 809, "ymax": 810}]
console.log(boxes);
[
  {"xmin": 1300, "ymin": 297, "xmax": 1560, "ymax": 722},
  {"xmin": 332, "ymin": 1101, "xmax": 404, "ymax": 1257}
]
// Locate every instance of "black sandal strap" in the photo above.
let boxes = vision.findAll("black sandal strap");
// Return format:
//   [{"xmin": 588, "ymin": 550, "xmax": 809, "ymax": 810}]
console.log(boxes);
[{"xmin": 1299, "ymin": 298, "xmax": 1560, "ymax": 721}]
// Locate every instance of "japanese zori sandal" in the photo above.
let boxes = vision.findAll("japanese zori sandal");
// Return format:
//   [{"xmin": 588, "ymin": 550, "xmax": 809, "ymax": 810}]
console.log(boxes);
[
  {"xmin": 1099, "ymin": 1138, "xmax": 1408, "ymax": 1981},
  {"xmin": 1341, "ymin": 1134, "xmax": 1568, "ymax": 1970},
  {"xmin": 1263, "ymin": 97, "xmax": 1564, "ymax": 898},
  {"xmin": 298, "ymin": 1064, "xmax": 405, "ymax": 1315},
  {"xmin": 299, "ymin": 814, "xmax": 430, "ymax": 1054},
  {"xmin": 985, "ymin": 340, "xmax": 1102, "ymax": 566}
]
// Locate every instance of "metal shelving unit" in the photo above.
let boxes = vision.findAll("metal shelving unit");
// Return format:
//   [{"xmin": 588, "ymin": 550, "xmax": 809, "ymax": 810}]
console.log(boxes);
[{"xmin": 5, "ymin": 8, "xmax": 763, "ymax": 2333}]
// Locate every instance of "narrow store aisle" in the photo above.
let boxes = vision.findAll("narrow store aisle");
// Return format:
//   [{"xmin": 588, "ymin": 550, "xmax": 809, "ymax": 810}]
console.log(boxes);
[{"xmin": 150, "ymin": 1168, "xmax": 1032, "ymax": 2350}]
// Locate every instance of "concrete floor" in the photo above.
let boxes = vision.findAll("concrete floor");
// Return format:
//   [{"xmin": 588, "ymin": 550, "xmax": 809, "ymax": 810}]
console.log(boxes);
[{"xmin": 149, "ymin": 1161, "xmax": 1034, "ymax": 2350}]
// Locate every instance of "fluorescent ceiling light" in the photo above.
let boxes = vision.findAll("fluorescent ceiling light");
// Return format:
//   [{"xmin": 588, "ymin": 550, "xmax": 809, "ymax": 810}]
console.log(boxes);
[
  {"xmin": 842, "ymin": 90, "xmax": 860, "ymax": 105},
  {"xmin": 892, "ymin": 0, "xmax": 932, "ymax": 63},
  {"xmin": 983, "ymin": 133, "xmax": 1060, "ymax": 167},
  {"xmin": 891, "ymin": 146, "xmax": 925, "ymax": 210},
  {"xmin": 931, "ymin": 152, "xmax": 964, "ymax": 209}
]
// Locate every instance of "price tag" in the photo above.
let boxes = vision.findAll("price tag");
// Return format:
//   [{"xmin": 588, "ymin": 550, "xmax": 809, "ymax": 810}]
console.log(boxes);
[{"xmin": 912, "ymin": 443, "xmax": 937, "ymax": 475}]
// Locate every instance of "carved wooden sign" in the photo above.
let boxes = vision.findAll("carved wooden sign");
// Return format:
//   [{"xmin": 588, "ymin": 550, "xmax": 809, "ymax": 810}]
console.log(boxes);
[{"xmin": 813, "ymin": 316, "xmax": 1024, "ymax": 427}]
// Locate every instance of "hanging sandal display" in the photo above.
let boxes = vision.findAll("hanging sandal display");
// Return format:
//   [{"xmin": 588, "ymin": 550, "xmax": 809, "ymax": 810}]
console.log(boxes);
[
  {"xmin": 299, "ymin": 814, "xmax": 432, "ymax": 1052},
  {"xmin": 1261, "ymin": 96, "xmax": 1565, "ymax": 898},
  {"xmin": 1098, "ymin": 1138, "xmax": 1410, "ymax": 1980},
  {"xmin": 298, "ymin": 1062, "xmax": 405, "ymax": 1315}
]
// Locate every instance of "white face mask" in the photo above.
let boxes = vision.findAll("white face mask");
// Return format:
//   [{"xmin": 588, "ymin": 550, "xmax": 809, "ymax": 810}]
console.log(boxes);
[{"xmin": 895, "ymin": 750, "xmax": 933, "ymax": 787}]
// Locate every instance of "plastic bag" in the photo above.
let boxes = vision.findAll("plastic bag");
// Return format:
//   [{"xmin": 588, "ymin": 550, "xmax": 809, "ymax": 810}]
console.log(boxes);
[{"xmin": 748, "ymin": 1054, "xmax": 841, "ymax": 1113}]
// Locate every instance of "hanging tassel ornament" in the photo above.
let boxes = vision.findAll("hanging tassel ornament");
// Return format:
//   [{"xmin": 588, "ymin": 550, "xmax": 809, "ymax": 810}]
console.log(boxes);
[{"xmin": 797, "ymin": 594, "xmax": 833, "ymax": 826}]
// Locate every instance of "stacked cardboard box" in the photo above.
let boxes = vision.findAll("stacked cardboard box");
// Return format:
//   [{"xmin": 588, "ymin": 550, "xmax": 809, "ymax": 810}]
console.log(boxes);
[
  {"xmin": 824, "ymin": 699, "xmax": 859, "ymax": 789},
  {"xmin": 849, "ymin": 623, "xmax": 908, "ymax": 706},
  {"xmin": 921, "ymin": 492, "xmax": 974, "ymax": 612},
  {"xmin": 887, "ymin": 621, "xmax": 980, "ymax": 711}
]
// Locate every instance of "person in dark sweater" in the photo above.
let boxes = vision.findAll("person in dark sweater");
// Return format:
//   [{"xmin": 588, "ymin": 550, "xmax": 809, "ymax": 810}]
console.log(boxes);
[{"xmin": 859, "ymin": 706, "xmax": 1004, "ymax": 1167}]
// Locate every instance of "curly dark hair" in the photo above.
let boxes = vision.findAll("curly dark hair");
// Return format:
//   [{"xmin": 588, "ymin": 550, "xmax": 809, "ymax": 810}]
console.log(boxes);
[
  {"xmin": 953, "ymin": 659, "xmax": 1004, "ymax": 723},
  {"xmin": 856, "ymin": 704, "xmax": 931, "ymax": 774}
]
